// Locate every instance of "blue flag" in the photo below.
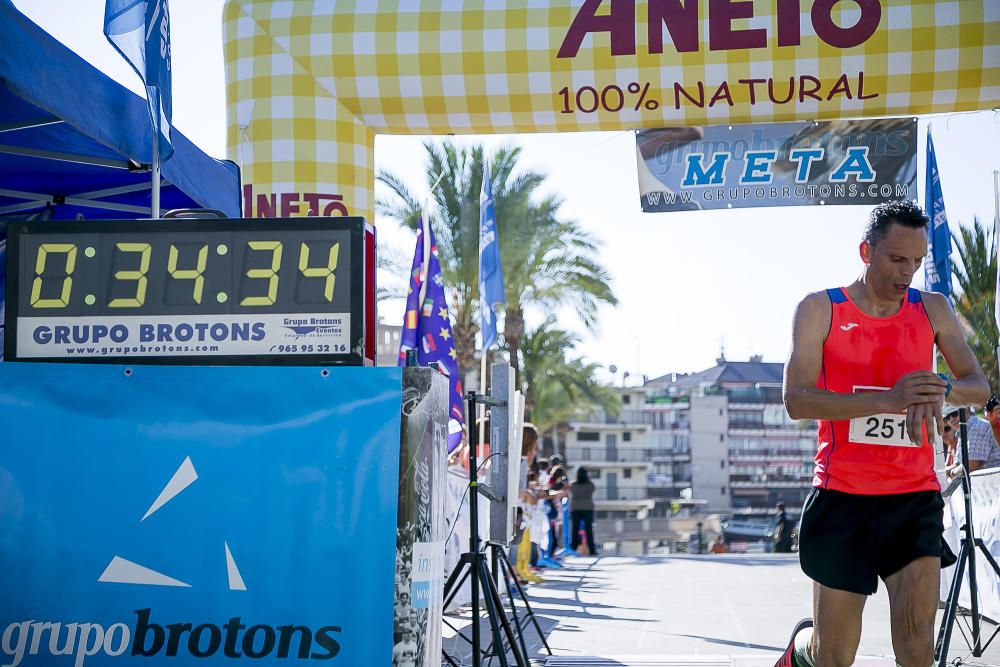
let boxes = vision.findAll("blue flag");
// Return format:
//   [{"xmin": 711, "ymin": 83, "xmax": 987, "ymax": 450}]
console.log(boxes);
[
  {"xmin": 479, "ymin": 161, "xmax": 506, "ymax": 349},
  {"xmin": 924, "ymin": 130, "xmax": 952, "ymax": 297},
  {"xmin": 104, "ymin": 0, "xmax": 173, "ymax": 161},
  {"xmin": 399, "ymin": 217, "xmax": 465, "ymax": 452}
]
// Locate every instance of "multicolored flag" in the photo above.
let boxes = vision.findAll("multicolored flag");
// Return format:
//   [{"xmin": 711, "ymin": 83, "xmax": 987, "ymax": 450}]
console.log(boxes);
[
  {"xmin": 399, "ymin": 215, "xmax": 464, "ymax": 451},
  {"xmin": 479, "ymin": 161, "xmax": 505, "ymax": 348},
  {"xmin": 924, "ymin": 129, "xmax": 952, "ymax": 297}
]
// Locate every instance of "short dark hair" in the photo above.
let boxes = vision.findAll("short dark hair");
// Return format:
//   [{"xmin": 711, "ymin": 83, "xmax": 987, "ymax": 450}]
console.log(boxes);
[
  {"xmin": 987, "ymin": 395, "xmax": 1000, "ymax": 412},
  {"xmin": 863, "ymin": 200, "xmax": 929, "ymax": 246}
]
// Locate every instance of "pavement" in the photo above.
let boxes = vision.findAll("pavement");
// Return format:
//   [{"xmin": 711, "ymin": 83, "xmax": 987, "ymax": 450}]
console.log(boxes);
[{"xmin": 442, "ymin": 554, "xmax": 1000, "ymax": 666}]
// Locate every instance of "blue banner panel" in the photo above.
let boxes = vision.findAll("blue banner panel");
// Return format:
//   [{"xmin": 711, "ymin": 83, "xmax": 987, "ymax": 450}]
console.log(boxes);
[{"xmin": 0, "ymin": 363, "xmax": 402, "ymax": 666}]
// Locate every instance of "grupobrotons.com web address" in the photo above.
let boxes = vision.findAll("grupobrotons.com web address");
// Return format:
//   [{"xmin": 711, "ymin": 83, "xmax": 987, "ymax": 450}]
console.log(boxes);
[
  {"xmin": 66, "ymin": 344, "xmax": 220, "ymax": 356},
  {"xmin": 646, "ymin": 183, "xmax": 911, "ymax": 206}
]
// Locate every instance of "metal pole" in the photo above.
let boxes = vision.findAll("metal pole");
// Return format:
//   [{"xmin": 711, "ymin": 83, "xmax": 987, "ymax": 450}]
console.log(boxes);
[
  {"xmin": 479, "ymin": 349, "xmax": 488, "ymax": 447},
  {"xmin": 958, "ymin": 409, "xmax": 984, "ymax": 654},
  {"xmin": 467, "ymin": 392, "xmax": 481, "ymax": 667},
  {"xmin": 151, "ymin": 129, "xmax": 160, "ymax": 219}
]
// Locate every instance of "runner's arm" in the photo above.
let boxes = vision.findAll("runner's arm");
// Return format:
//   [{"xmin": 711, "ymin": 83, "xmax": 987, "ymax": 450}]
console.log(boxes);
[
  {"xmin": 923, "ymin": 292, "xmax": 991, "ymax": 408},
  {"xmin": 783, "ymin": 293, "xmax": 898, "ymax": 420},
  {"xmin": 783, "ymin": 293, "xmax": 947, "ymax": 421}
]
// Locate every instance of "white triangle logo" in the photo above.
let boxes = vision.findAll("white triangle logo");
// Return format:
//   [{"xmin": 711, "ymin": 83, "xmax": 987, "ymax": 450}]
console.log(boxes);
[
  {"xmin": 98, "ymin": 556, "xmax": 191, "ymax": 588},
  {"xmin": 101, "ymin": 456, "xmax": 249, "ymax": 591},
  {"xmin": 225, "ymin": 542, "xmax": 247, "ymax": 591},
  {"xmin": 142, "ymin": 456, "xmax": 197, "ymax": 522}
]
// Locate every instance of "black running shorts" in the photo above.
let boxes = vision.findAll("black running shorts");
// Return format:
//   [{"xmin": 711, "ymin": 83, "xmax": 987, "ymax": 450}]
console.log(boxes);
[{"xmin": 798, "ymin": 487, "xmax": 955, "ymax": 595}]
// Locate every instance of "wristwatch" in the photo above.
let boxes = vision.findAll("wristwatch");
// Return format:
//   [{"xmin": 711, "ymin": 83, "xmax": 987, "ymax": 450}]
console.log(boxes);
[{"xmin": 937, "ymin": 373, "xmax": 953, "ymax": 399}]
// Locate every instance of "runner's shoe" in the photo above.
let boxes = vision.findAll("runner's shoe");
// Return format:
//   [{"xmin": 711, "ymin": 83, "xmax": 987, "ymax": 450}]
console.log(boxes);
[{"xmin": 773, "ymin": 617, "xmax": 813, "ymax": 667}]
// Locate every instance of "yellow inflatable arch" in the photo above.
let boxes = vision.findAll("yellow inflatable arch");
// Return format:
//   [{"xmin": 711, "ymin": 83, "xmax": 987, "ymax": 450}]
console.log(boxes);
[{"xmin": 224, "ymin": 0, "xmax": 1000, "ymax": 222}]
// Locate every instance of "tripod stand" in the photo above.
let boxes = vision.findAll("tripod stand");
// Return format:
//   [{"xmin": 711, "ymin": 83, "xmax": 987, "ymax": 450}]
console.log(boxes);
[
  {"xmin": 486, "ymin": 541, "xmax": 552, "ymax": 660},
  {"xmin": 935, "ymin": 409, "xmax": 1000, "ymax": 666},
  {"xmin": 441, "ymin": 392, "xmax": 527, "ymax": 667}
]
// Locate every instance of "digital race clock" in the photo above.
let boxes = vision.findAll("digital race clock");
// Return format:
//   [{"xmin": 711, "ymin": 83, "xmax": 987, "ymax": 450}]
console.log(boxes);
[{"xmin": 3, "ymin": 218, "xmax": 376, "ymax": 365}]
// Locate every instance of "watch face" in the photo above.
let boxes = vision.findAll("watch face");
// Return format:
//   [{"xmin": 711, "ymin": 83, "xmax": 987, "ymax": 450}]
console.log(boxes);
[{"xmin": 5, "ymin": 218, "xmax": 367, "ymax": 365}]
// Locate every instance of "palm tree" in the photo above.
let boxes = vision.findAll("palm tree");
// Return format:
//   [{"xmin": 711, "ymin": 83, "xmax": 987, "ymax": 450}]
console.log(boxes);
[
  {"xmin": 951, "ymin": 217, "xmax": 998, "ymax": 392},
  {"xmin": 521, "ymin": 317, "xmax": 620, "ymax": 437},
  {"xmin": 376, "ymin": 140, "xmax": 616, "ymax": 382}
]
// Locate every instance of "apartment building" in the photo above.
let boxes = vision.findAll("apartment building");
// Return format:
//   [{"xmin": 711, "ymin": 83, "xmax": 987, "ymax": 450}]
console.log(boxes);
[
  {"xmin": 646, "ymin": 355, "xmax": 818, "ymax": 512},
  {"xmin": 564, "ymin": 405, "xmax": 655, "ymax": 520},
  {"xmin": 565, "ymin": 355, "xmax": 818, "ymax": 518},
  {"xmin": 376, "ymin": 319, "xmax": 403, "ymax": 367}
]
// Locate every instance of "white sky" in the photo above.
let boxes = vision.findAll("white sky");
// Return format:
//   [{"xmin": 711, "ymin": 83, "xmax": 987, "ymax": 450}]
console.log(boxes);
[{"xmin": 17, "ymin": 0, "xmax": 1000, "ymax": 382}]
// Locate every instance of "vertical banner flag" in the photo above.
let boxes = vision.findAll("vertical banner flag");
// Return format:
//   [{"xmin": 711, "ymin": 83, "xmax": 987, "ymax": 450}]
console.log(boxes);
[
  {"xmin": 924, "ymin": 129, "xmax": 952, "ymax": 297},
  {"xmin": 104, "ymin": 0, "xmax": 174, "ymax": 161},
  {"xmin": 479, "ymin": 162, "xmax": 505, "ymax": 349},
  {"xmin": 399, "ymin": 216, "xmax": 464, "ymax": 452},
  {"xmin": 994, "ymin": 171, "xmax": 1000, "ymax": 341},
  {"xmin": 0, "ymin": 234, "xmax": 5, "ymax": 360}
]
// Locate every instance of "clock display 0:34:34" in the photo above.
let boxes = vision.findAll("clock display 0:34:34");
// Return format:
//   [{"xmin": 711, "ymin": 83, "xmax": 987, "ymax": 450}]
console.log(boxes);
[{"xmin": 17, "ymin": 229, "xmax": 354, "ymax": 317}]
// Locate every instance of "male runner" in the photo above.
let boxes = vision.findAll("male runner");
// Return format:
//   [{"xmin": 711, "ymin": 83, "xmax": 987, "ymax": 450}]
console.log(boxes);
[{"xmin": 776, "ymin": 200, "xmax": 991, "ymax": 667}]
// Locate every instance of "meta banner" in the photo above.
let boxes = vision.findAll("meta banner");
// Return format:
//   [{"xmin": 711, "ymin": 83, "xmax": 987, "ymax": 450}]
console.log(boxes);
[
  {"xmin": 0, "ymin": 363, "xmax": 403, "ymax": 665},
  {"xmin": 636, "ymin": 118, "xmax": 916, "ymax": 212}
]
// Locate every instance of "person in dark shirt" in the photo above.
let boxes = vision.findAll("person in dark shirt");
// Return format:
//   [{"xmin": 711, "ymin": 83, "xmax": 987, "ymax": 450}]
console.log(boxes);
[
  {"xmin": 774, "ymin": 502, "xmax": 794, "ymax": 553},
  {"xmin": 570, "ymin": 467, "xmax": 597, "ymax": 555}
]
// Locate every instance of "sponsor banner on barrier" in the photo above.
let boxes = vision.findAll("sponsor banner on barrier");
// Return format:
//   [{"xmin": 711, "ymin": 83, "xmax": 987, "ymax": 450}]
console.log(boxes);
[
  {"xmin": 636, "ymin": 118, "xmax": 917, "ymax": 213},
  {"xmin": 941, "ymin": 467, "xmax": 1000, "ymax": 622},
  {"xmin": 0, "ymin": 363, "xmax": 403, "ymax": 666},
  {"xmin": 15, "ymin": 313, "xmax": 349, "ymax": 358},
  {"xmin": 394, "ymin": 367, "xmax": 448, "ymax": 667}
]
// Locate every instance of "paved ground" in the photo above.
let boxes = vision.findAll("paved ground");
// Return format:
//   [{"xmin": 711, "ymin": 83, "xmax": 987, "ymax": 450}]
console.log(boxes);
[{"xmin": 442, "ymin": 554, "xmax": 1000, "ymax": 666}]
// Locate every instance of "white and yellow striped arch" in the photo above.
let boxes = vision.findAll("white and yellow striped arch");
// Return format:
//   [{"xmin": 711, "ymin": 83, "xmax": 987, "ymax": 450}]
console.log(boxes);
[{"xmin": 224, "ymin": 0, "xmax": 1000, "ymax": 223}]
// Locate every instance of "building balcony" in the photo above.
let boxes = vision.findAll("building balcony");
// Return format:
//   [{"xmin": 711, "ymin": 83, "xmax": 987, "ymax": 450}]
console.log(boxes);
[
  {"xmin": 646, "ymin": 474, "xmax": 674, "ymax": 487},
  {"xmin": 650, "ymin": 447, "xmax": 692, "ymax": 459},
  {"xmin": 729, "ymin": 477, "xmax": 812, "ymax": 488},
  {"xmin": 594, "ymin": 488, "xmax": 651, "ymax": 502},
  {"xmin": 569, "ymin": 450, "xmax": 654, "ymax": 464},
  {"xmin": 728, "ymin": 448, "xmax": 814, "ymax": 459},
  {"xmin": 569, "ymin": 459, "xmax": 653, "ymax": 469}
]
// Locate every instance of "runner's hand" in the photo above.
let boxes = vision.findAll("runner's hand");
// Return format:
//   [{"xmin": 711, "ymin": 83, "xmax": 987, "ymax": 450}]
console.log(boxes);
[
  {"xmin": 886, "ymin": 371, "xmax": 947, "ymax": 412},
  {"xmin": 906, "ymin": 400, "xmax": 944, "ymax": 445}
]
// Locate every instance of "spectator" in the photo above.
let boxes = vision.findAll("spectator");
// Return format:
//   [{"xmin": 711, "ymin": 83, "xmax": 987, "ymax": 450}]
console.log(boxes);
[
  {"xmin": 943, "ymin": 409, "xmax": 961, "ymax": 478},
  {"xmin": 946, "ymin": 399, "xmax": 1000, "ymax": 477},
  {"xmin": 570, "ymin": 467, "xmax": 597, "ymax": 556},
  {"xmin": 773, "ymin": 502, "xmax": 794, "ymax": 553},
  {"xmin": 513, "ymin": 423, "xmax": 543, "ymax": 583},
  {"xmin": 545, "ymin": 455, "xmax": 569, "ymax": 552},
  {"xmin": 968, "ymin": 396, "xmax": 1000, "ymax": 471}
]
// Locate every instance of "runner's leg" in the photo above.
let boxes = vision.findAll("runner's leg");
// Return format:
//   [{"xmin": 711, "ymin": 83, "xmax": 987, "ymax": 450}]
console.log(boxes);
[
  {"xmin": 811, "ymin": 582, "xmax": 866, "ymax": 667},
  {"xmin": 883, "ymin": 556, "xmax": 938, "ymax": 667}
]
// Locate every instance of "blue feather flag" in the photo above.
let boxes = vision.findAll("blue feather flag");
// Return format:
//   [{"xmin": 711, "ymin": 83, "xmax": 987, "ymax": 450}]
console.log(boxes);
[
  {"xmin": 924, "ymin": 129, "xmax": 952, "ymax": 297},
  {"xmin": 104, "ymin": 0, "xmax": 174, "ymax": 161},
  {"xmin": 479, "ymin": 161, "xmax": 506, "ymax": 348}
]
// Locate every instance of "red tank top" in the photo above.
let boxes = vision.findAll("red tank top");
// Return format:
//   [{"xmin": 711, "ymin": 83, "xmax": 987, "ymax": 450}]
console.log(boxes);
[{"xmin": 814, "ymin": 287, "xmax": 940, "ymax": 495}]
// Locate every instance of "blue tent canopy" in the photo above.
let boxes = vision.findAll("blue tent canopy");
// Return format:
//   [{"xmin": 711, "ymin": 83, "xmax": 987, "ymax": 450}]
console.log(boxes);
[{"xmin": 0, "ymin": 0, "xmax": 241, "ymax": 220}]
